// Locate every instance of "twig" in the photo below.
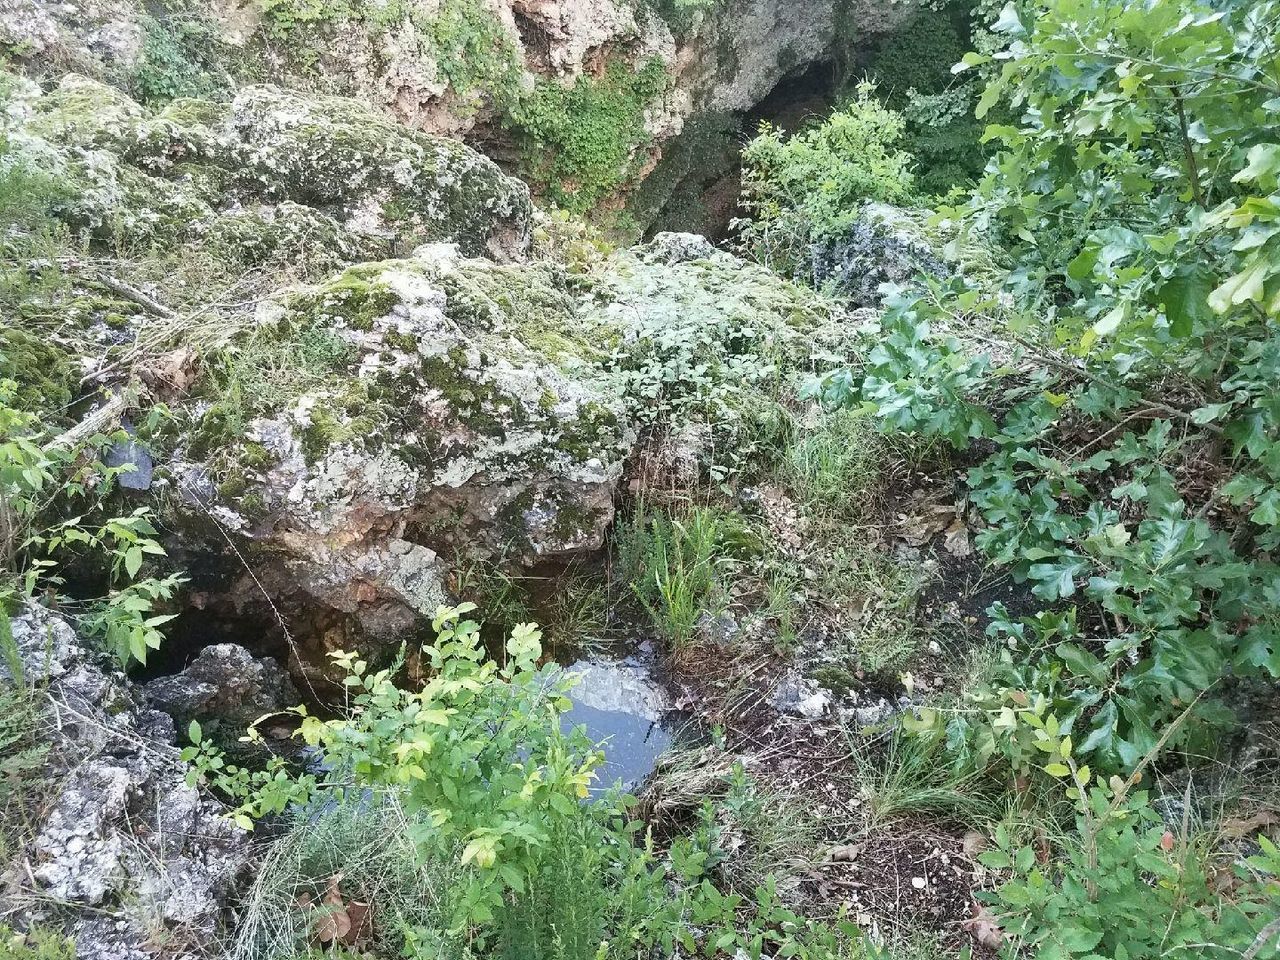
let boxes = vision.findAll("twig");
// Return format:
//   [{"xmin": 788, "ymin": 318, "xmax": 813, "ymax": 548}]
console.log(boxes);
[
  {"xmin": 90, "ymin": 273, "xmax": 178, "ymax": 321},
  {"xmin": 1244, "ymin": 918, "xmax": 1280, "ymax": 960}
]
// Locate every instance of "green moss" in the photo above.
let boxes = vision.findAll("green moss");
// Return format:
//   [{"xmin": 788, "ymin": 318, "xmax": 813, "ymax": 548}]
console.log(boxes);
[
  {"xmin": 506, "ymin": 58, "xmax": 669, "ymax": 216},
  {"xmin": 0, "ymin": 327, "xmax": 77, "ymax": 418}
]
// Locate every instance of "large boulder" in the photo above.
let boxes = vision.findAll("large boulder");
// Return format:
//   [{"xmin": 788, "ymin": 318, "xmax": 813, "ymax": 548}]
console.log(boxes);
[
  {"xmin": 169, "ymin": 245, "xmax": 632, "ymax": 648},
  {"xmin": 6, "ymin": 73, "xmax": 533, "ymax": 263}
]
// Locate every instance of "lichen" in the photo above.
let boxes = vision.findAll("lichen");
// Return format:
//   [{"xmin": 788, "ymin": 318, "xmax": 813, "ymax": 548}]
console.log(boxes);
[{"xmin": 8, "ymin": 73, "xmax": 533, "ymax": 265}]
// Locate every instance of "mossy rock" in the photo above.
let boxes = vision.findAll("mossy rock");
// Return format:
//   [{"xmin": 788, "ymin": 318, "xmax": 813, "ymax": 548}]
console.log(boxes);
[
  {"xmin": 0, "ymin": 326, "xmax": 79, "ymax": 419},
  {"xmin": 9, "ymin": 72, "xmax": 534, "ymax": 267},
  {"xmin": 180, "ymin": 247, "xmax": 630, "ymax": 560}
]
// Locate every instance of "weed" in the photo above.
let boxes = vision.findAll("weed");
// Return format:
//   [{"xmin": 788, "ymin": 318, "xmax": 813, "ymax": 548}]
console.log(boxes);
[
  {"xmin": 819, "ymin": 547, "xmax": 928, "ymax": 675},
  {"xmin": 132, "ymin": 14, "xmax": 228, "ymax": 103},
  {"xmin": 615, "ymin": 503, "xmax": 749, "ymax": 650},
  {"xmin": 783, "ymin": 409, "xmax": 884, "ymax": 522},
  {"xmin": 0, "ymin": 613, "xmax": 50, "ymax": 864},
  {"xmin": 0, "ymin": 925, "xmax": 75, "ymax": 960},
  {"xmin": 718, "ymin": 764, "xmax": 820, "ymax": 893},
  {"xmin": 232, "ymin": 794, "xmax": 457, "ymax": 960},
  {"xmin": 845, "ymin": 725, "xmax": 996, "ymax": 830}
]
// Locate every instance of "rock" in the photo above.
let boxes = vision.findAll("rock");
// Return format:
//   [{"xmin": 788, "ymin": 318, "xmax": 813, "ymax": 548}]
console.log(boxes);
[
  {"xmin": 809, "ymin": 203, "xmax": 951, "ymax": 308},
  {"xmin": 2, "ymin": 0, "xmax": 915, "ymax": 225},
  {"xmin": 696, "ymin": 610, "xmax": 741, "ymax": 647},
  {"xmin": 103, "ymin": 425, "xmax": 153, "ymax": 491},
  {"xmin": 5, "ymin": 603, "xmax": 248, "ymax": 956},
  {"xmin": 4, "ymin": 601, "xmax": 80, "ymax": 682},
  {"xmin": 143, "ymin": 643, "xmax": 296, "ymax": 730},
  {"xmin": 772, "ymin": 670, "xmax": 831, "ymax": 719},
  {"xmin": 9, "ymin": 75, "xmax": 533, "ymax": 265},
  {"xmin": 166, "ymin": 248, "xmax": 631, "ymax": 655}
]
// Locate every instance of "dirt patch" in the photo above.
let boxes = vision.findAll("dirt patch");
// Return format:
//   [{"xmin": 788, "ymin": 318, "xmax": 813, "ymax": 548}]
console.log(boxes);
[{"xmin": 807, "ymin": 828, "xmax": 987, "ymax": 940}]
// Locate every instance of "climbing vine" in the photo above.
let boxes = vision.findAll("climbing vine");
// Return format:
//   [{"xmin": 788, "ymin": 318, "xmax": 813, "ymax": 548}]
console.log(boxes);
[{"xmin": 507, "ymin": 59, "xmax": 669, "ymax": 217}]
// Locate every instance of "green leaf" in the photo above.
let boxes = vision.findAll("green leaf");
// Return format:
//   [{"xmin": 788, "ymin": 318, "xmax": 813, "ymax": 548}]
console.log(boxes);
[
  {"xmin": 188, "ymin": 720, "xmax": 202, "ymax": 745},
  {"xmin": 1233, "ymin": 144, "xmax": 1280, "ymax": 185},
  {"xmin": 1159, "ymin": 267, "xmax": 1215, "ymax": 338}
]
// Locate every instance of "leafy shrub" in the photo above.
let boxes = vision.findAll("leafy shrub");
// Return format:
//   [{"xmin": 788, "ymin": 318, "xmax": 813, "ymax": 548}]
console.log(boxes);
[
  {"xmin": 189, "ymin": 604, "xmax": 877, "ymax": 958},
  {"xmin": 738, "ymin": 84, "xmax": 916, "ymax": 275},
  {"xmin": 132, "ymin": 15, "xmax": 228, "ymax": 103},
  {"xmin": 813, "ymin": 0, "xmax": 1280, "ymax": 776},
  {"xmin": 0, "ymin": 383, "xmax": 184, "ymax": 668},
  {"xmin": 508, "ymin": 60, "xmax": 668, "ymax": 217},
  {"xmin": 867, "ymin": 2, "xmax": 988, "ymax": 195},
  {"xmin": 979, "ymin": 733, "xmax": 1280, "ymax": 960}
]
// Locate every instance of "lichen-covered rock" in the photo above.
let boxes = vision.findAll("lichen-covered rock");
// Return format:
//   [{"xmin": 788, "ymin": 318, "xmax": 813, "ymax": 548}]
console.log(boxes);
[
  {"xmin": 809, "ymin": 202, "xmax": 951, "ymax": 308},
  {"xmin": 171, "ymin": 245, "xmax": 631, "ymax": 644},
  {"xmin": 4, "ymin": 603, "xmax": 248, "ymax": 956},
  {"xmin": 143, "ymin": 643, "xmax": 296, "ymax": 730},
  {"xmin": 5, "ymin": 73, "xmax": 533, "ymax": 263},
  {"xmin": 582, "ymin": 232, "xmax": 854, "ymax": 436},
  {"xmin": 0, "ymin": 0, "xmax": 917, "ymax": 225}
]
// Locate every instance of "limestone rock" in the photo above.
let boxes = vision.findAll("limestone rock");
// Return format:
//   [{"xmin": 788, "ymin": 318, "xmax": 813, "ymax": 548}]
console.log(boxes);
[
  {"xmin": 809, "ymin": 202, "xmax": 951, "ymax": 308},
  {"xmin": 143, "ymin": 643, "xmax": 296, "ymax": 730},
  {"xmin": 4, "ymin": 603, "xmax": 248, "ymax": 956},
  {"xmin": 172, "ymin": 246, "xmax": 631, "ymax": 643},
  {"xmin": 7, "ymin": 74, "xmax": 533, "ymax": 264}
]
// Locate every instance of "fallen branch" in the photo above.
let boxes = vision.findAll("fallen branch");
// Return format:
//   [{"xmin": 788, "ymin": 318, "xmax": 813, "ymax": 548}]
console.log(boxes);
[{"xmin": 46, "ymin": 393, "xmax": 127, "ymax": 451}]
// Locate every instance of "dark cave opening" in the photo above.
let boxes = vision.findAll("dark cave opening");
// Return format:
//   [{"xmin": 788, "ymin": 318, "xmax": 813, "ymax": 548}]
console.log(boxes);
[{"xmin": 638, "ymin": 58, "xmax": 841, "ymax": 243}]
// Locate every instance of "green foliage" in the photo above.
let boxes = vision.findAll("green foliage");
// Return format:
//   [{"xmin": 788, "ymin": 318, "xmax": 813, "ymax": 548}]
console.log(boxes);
[
  {"xmin": 867, "ymin": 3, "xmax": 988, "ymax": 195},
  {"xmin": 255, "ymin": 0, "xmax": 352, "ymax": 37},
  {"xmin": 0, "ymin": 384, "xmax": 183, "ymax": 668},
  {"xmin": 255, "ymin": 0, "xmax": 520, "ymax": 100},
  {"xmin": 189, "ymin": 603, "xmax": 878, "ymax": 958},
  {"xmin": 815, "ymin": 0, "xmax": 1280, "ymax": 775},
  {"xmin": 615, "ymin": 504, "xmax": 750, "ymax": 649},
  {"xmin": 509, "ymin": 60, "xmax": 668, "ymax": 217},
  {"xmin": 132, "ymin": 14, "xmax": 228, "ymax": 103},
  {"xmin": 979, "ymin": 749, "xmax": 1280, "ymax": 960},
  {"xmin": 738, "ymin": 84, "xmax": 916, "ymax": 274},
  {"xmin": 0, "ymin": 926, "xmax": 75, "ymax": 960}
]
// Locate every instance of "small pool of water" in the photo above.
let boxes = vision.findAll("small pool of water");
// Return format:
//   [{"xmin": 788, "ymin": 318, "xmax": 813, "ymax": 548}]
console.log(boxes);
[{"xmin": 560, "ymin": 656, "xmax": 683, "ymax": 792}]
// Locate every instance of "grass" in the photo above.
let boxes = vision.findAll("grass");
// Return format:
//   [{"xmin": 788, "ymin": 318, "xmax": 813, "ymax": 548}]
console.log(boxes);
[
  {"xmin": 782, "ymin": 408, "xmax": 885, "ymax": 522},
  {"xmin": 614, "ymin": 502, "xmax": 750, "ymax": 651},
  {"xmin": 818, "ymin": 546, "xmax": 929, "ymax": 675},
  {"xmin": 0, "ymin": 925, "xmax": 75, "ymax": 960},
  {"xmin": 232, "ymin": 794, "xmax": 457, "ymax": 960},
  {"xmin": 0, "ymin": 613, "xmax": 52, "ymax": 865},
  {"xmin": 844, "ymin": 725, "xmax": 997, "ymax": 831},
  {"xmin": 718, "ymin": 765, "xmax": 821, "ymax": 894}
]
